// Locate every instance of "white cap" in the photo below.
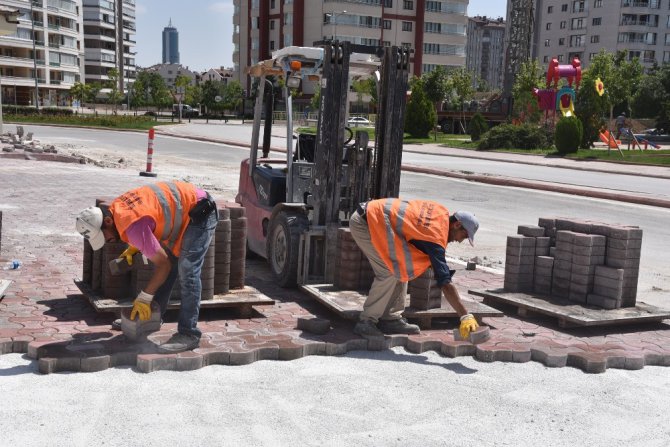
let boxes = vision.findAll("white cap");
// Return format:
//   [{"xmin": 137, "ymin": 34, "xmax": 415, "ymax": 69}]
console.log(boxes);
[
  {"xmin": 454, "ymin": 211, "xmax": 479, "ymax": 246},
  {"xmin": 75, "ymin": 206, "xmax": 105, "ymax": 251}
]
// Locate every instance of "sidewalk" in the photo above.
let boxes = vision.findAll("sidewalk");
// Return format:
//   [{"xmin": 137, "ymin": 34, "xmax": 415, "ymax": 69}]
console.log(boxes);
[{"xmin": 1, "ymin": 155, "xmax": 669, "ymax": 375}]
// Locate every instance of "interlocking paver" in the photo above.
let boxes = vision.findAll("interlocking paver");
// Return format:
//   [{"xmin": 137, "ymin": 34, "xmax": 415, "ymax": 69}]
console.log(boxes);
[{"xmin": 1, "ymin": 157, "xmax": 669, "ymax": 374}]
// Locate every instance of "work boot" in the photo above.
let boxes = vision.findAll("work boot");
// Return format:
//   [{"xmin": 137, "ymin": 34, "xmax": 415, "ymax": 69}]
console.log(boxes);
[
  {"xmin": 157, "ymin": 333, "xmax": 200, "ymax": 353},
  {"xmin": 111, "ymin": 318, "xmax": 122, "ymax": 330},
  {"xmin": 377, "ymin": 318, "xmax": 420, "ymax": 335},
  {"xmin": 353, "ymin": 319, "xmax": 384, "ymax": 337}
]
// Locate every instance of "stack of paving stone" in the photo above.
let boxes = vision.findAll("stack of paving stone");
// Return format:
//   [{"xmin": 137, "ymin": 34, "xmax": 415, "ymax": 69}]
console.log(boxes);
[
  {"xmin": 214, "ymin": 207, "xmax": 232, "ymax": 294},
  {"xmin": 223, "ymin": 202, "xmax": 247, "ymax": 289},
  {"xmin": 503, "ymin": 218, "xmax": 643, "ymax": 309},
  {"xmin": 81, "ymin": 198, "xmax": 247, "ymax": 301},
  {"xmin": 408, "ymin": 268, "xmax": 442, "ymax": 310},
  {"xmin": 334, "ymin": 228, "xmax": 374, "ymax": 291}
]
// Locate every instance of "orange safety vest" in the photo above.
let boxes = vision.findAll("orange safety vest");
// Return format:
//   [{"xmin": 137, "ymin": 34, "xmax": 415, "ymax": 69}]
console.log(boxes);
[
  {"xmin": 366, "ymin": 198, "xmax": 450, "ymax": 282},
  {"xmin": 110, "ymin": 181, "xmax": 198, "ymax": 256}
]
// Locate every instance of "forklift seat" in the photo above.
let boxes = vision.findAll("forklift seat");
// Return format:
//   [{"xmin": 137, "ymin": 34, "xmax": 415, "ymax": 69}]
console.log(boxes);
[{"xmin": 294, "ymin": 133, "xmax": 316, "ymax": 162}]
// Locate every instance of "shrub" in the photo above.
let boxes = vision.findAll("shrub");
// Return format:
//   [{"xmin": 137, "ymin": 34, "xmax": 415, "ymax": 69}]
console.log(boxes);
[
  {"xmin": 404, "ymin": 79, "xmax": 436, "ymax": 138},
  {"xmin": 469, "ymin": 113, "xmax": 488, "ymax": 142},
  {"xmin": 554, "ymin": 116, "xmax": 583, "ymax": 154},
  {"xmin": 477, "ymin": 123, "xmax": 550, "ymax": 150}
]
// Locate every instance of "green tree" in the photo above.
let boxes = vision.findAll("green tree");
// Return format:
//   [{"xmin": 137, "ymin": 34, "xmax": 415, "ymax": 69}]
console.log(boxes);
[
  {"xmin": 351, "ymin": 78, "xmax": 374, "ymax": 113},
  {"xmin": 310, "ymin": 84, "xmax": 321, "ymax": 111},
  {"xmin": 106, "ymin": 68, "xmax": 123, "ymax": 113},
  {"xmin": 511, "ymin": 59, "xmax": 544, "ymax": 123},
  {"xmin": 223, "ymin": 80, "xmax": 244, "ymax": 113},
  {"xmin": 86, "ymin": 82, "xmax": 102, "ymax": 112},
  {"xmin": 404, "ymin": 78, "xmax": 436, "ymax": 138},
  {"xmin": 423, "ymin": 66, "xmax": 451, "ymax": 136},
  {"xmin": 631, "ymin": 64, "xmax": 668, "ymax": 119},
  {"xmin": 449, "ymin": 67, "xmax": 475, "ymax": 133},
  {"xmin": 69, "ymin": 81, "xmax": 89, "ymax": 112},
  {"xmin": 201, "ymin": 80, "xmax": 222, "ymax": 121},
  {"xmin": 576, "ymin": 50, "xmax": 643, "ymax": 148}
]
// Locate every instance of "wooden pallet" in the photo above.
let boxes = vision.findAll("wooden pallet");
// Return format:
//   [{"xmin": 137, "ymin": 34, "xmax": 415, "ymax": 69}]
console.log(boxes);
[
  {"xmin": 470, "ymin": 288, "xmax": 670, "ymax": 328},
  {"xmin": 74, "ymin": 279, "xmax": 275, "ymax": 318},
  {"xmin": 300, "ymin": 284, "xmax": 502, "ymax": 329}
]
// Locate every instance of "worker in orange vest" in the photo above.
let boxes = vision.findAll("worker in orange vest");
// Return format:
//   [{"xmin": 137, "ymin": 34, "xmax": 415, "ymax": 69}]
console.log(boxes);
[
  {"xmin": 349, "ymin": 198, "xmax": 480, "ymax": 338},
  {"xmin": 75, "ymin": 181, "xmax": 218, "ymax": 353}
]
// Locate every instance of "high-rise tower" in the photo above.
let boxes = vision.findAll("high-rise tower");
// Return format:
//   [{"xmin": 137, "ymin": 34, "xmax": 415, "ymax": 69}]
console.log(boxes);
[{"xmin": 162, "ymin": 19, "xmax": 179, "ymax": 64}]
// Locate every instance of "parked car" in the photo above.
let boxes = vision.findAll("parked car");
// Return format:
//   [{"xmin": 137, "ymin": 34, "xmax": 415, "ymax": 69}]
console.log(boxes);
[
  {"xmin": 347, "ymin": 116, "xmax": 371, "ymax": 127},
  {"xmin": 172, "ymin": 104, "xmax": 199, "ymax": 118}
]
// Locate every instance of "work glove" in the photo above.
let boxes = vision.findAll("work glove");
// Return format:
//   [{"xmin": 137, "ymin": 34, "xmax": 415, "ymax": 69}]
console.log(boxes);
[
  {"xmin": 459, "ymin": 313, "xmax": 479, "ymax": 339},
  {"xmin": 130, "ymin": 291, "xmax": 154, "ymax": 321},
  {"xmin": 119, "ymin": 245, "xmax": 139, "ymax": 265}
]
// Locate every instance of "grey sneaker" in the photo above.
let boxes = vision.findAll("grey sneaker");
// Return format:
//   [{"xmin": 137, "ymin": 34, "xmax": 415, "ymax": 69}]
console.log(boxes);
[
  {"xmin": 157, "ymin": 333, "xmax": 200, "ymax": 353},
  {"xmin": 378, "ymin": 318, "xmax": 420, "ymax": 335},
  {"xmin": 353, "ymin": 319, "xmax": 384, "ymax": 337}
]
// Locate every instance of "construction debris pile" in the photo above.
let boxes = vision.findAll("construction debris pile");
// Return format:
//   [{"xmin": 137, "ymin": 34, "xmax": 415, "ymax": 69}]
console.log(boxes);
[
  {"xmin": 81, "ymin": 199, "xmax": 247, "ymax": 301},
  {"xmin": 1, "ymin": 126, "xmax": 57, "ymax": 154},
  {"xmin": 504, "ymin": 218, "xmax": 642, "ymax": 309}
]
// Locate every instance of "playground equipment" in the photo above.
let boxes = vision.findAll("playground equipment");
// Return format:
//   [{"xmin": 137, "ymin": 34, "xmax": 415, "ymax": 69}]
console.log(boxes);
[
  {"xmin": 533, "ymin": 57, "xmax": 582, "ymax": 119},
  {"xmin": 598, "ymin": 129, "xmax": 621, "ymax": 149},
  {"xmin": 621, "ymin": 128, "xmax": 662, "ymax": 150}
]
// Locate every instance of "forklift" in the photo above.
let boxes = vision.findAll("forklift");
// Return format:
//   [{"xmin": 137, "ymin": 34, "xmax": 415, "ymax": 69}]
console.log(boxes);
[{"xmin": 236, "ymin": 41, "xmax": 410, "ymax": 303}]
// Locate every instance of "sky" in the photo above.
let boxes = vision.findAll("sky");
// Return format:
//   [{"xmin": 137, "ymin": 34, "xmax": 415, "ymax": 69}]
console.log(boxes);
[{"xmin": 135, "ymin": 0, "xmax": 507, "ymax": 72}]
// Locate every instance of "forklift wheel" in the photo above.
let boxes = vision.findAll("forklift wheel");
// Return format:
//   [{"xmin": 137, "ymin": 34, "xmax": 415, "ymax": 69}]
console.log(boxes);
[{"xmin": 266, "ymin": 210, "xmax": 308, "ymax": 287}]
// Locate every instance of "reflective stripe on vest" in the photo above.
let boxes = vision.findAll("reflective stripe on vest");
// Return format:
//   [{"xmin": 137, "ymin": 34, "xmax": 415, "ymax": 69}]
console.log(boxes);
[
  {"xmin": 382, "ymin": 199, "xmax": 415, "ymax": 280},
  {"xmin": 148, "ymin": 183, "xmax": 185, "ymax": 252}
]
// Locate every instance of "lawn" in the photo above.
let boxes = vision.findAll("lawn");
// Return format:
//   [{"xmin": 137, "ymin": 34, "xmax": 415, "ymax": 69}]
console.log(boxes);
[{"xmin": 5, "ymin": 113, "xmax": 170, "ymax": 131}]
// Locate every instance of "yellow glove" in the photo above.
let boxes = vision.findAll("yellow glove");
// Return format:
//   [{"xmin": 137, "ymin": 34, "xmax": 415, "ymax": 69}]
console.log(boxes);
[
  {"xmin": 119, "ymin": 245, "xmax": 139, "ymax": 266},
  {"xmin": 459, "ymin": 313, "xmax": 479, "ymax": 339},
  {"xmin": 130, "ymin": 291, "xmax": 154, "ymax": 321}
]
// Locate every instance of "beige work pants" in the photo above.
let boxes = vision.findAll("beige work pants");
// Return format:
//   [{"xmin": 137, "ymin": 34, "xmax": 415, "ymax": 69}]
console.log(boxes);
[{"xmin": 349, "ymin": 211, "xmax": 407, "ymax": 323}]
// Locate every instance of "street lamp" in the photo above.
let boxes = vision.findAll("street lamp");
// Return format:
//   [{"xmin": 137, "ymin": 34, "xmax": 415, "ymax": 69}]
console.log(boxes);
[{"xmin": 326, "ymin": 10, "xmax": 347, "ymax": 41}]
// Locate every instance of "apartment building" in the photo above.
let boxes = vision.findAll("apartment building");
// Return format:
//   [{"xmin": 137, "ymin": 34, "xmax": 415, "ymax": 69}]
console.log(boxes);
[
  {"xmin": 534, "ymin": 0, "xmax": 670, "ymax": 68},
  {"xmin": 0, "ymin": 0, "xmax": 84, "ymax": 106},
  {"xmin": 145, "ymin": 62, "xmax": 198, "ymax": 88},
  {"xmin": 466, "ymin": 15, "xmax": 505, "ymax": 90},
  {"xmin": 232, "ymin": 0, "xmax": 469, "ymax": 91},
  {"xmin": 82, "ymin": 0, "xmax": 136, "ymax": 93}
]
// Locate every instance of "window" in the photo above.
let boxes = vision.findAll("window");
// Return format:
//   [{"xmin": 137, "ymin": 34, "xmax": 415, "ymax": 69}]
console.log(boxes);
[
  {"xmin": 383, "ymin": 20, "xmax": 392, "ymax": 29},
  {"xmin": 383, "ymin": 41, "xmax": 391, "ymax": 47},
  {"xmin": 572, "ymin": 1, "xmax": 585, "ymax": 13},
  {"xmin": 559, "ymin": 37, "xmax": 565, "ymax": 45},
  {"xmin": 270, "ymin": 40, "xmax": 275, "ymax": 50},
  {"xmin": 589, "ymin": 52, "xmax": 598, "ymax": 60},
  {"xmin": 666, "ymin": 33, "xmax": 670, "ymax": 44},
  {"xmin": 546, "ymin": 23, "xmax": 552, "ymax": 30},
  {"xmin": 591, "ymin": 35, "xmax": 599, "ymax": 43},
  {"xmin": 592, "ymin": 17, "xmax": 601, "ymax": 26},
  {"xmin": 284, "ymin": 13, "xmax": 292, "ymax": 25},
  {"xmin": 561, "ymin": 4, "xmax": 568, "ymax": 12},
  {"xmin": 594, "ymin": 0, "xmax": 602, "ymax": 7},
  {"xmin": 270, "ymin": 20, "xmax": 274, "ymax": 30},
  {"xmin": 571, "ymin": 18, "xmax": 584, "ymax": 29},
  {"xmin": 560, "ymin": 21, "xmax": 566, "ymax": 29},
  {"xmin": 402, "ymin": 21, "xmax": 412, "ymax": 31},
  {"xmin": 543, "ymin": 55, "xmax": 549, "ymax": 62},
  {"xmin": 558, "ymin": 55, "xmax": 564, "ymax": 62},
  {"xmin": 401, "ymin": 42, "xmax": 412, "ymax": 49},
  {"xmin": 270, "ymin": 0, "xmax": 275, "ymax": 8},
  {"xmin": 403, "ymin": 0, "xmax": 413, "ymax": 10},
  {"xmin": 544, "ymin": 39, "xmax": 551, "ymax": 47},
  {"xmin": 664, "ymin": 51, "xmax": 670, "ymax": 63},
  {"xmin": 570, "ymin": 35, "xmax": 585, "ymax": 46},
  {"xmin": 548, "ymin": 6, "xmax": 553, "ymax": 13}
]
